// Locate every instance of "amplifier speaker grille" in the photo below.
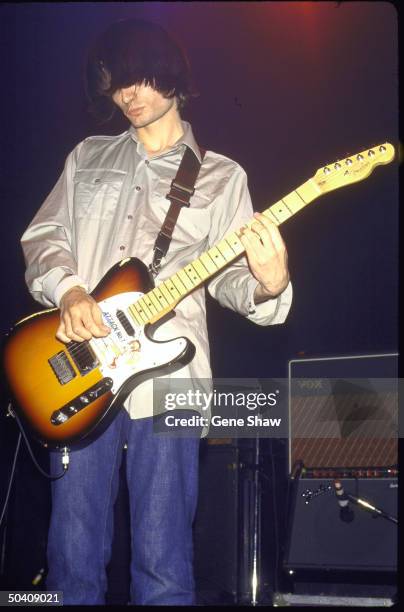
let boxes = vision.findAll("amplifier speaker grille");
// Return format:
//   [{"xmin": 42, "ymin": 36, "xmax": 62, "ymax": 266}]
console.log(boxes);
[{"xmin": 288, "ymin": 355, "xmax": 398, "ymax": 471}]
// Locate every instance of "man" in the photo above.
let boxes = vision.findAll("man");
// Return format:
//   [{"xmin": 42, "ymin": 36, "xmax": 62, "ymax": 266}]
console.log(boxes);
[{"xmin": 21, "ymin": 18, "xmax": 292, "ymax": 605}]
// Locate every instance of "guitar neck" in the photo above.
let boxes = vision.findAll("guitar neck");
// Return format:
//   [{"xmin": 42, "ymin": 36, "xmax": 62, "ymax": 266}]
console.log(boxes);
[
  {"xmin": 126, "ymin": 178, "xmax": 319, "ymax": 327},
  {"xmin": 126, "ymin": 142, "xmax": 395, "ymax": 327}
]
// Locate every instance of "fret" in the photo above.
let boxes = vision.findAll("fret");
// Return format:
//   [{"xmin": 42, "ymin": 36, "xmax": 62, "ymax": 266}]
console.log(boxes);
[
  {"xmin": 283, "ymin": 190, "xmax": 306, "ymax": 213},
  {"xmin": 177, "ymin": 268, "xmax": 195, "ymax": 291},
  {"xmin": 297, "ymin": 178, "xmax": 321, "ymax": 203},
  {"xmin": 171, "ymin": 273, "xmax": 187, "ymax": 295},
  {"xmin": 138, "ymin": 297, "xmax": 154, "ymax": 318},
  {"xmin": 269, "ymin": 201, "xmax": 291, "ymax": 223},
  {"xmin": 142, "ymin": 295, "xmax": 158, "ymax": 317},
  {"xmin": 217, "ymin": 238, "xmax": 236, "ymax": 261},
  {"xmin": 281, "ymin": 199, "xmax": 293, "ymax": 215},
  {"xmin": 163, "ymin": 279, "xmax": 181, "ymax": 301},
  {"xmin": 128, "ymin": 305, "xmax": 144, "ymax": 326},
  {"xmin": 184, "ymin": 264, "xmax": 202, "ymax": 285},
  {"xmin": 207, "ymin": 246, "xmax": 227, "ymax": 267},
  {"xmin": 152, "ymin": 288, "xmax": 169, "ymax": 308},
  {"xmin": 263, "ymin": 208, "xmax": 280, "ymax": 225},
  {"xmin": 134, "ymin": 302, "xmax": 149, "ymax": 324},
  {"xmin": 192, "ymin": 259, "xmax": 210, "ymax": 281},
  {"xmin": 200, "ymin": 252, "xmax": 219, "ymax": 274},
  {"xmin": 159, "ymin": 283, "xmax": 174, "ymax": 305},
  {"xmin": 226, "ymin": 232, "xmax": 245, "ymax": 256},
  {"xmin": 148, "ymin": 290, "xmax": 163, "ymax": 313}
]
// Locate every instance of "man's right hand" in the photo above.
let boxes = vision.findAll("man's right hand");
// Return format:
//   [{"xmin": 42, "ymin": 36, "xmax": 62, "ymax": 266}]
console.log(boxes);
[{"xmin": 56, "ymin": 286, "xmax": 111, "ymax": 343}]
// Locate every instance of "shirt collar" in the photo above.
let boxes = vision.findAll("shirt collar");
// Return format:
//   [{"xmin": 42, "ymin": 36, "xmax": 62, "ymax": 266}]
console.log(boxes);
[{"xmin": 128, "ymin": 120, "xmax": 202, "ymax": 163}]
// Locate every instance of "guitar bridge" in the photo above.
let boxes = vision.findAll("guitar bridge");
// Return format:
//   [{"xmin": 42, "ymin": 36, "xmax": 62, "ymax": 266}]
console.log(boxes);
[{"xmin": 49, "ymin": 351, "xmax": 76, "ymax": 385}]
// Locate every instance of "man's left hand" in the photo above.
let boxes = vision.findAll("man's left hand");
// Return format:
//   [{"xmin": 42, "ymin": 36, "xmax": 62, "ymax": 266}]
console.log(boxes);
[{"xmin": 239, "ymin": 212, "xmax": 290, "ymax": 303}]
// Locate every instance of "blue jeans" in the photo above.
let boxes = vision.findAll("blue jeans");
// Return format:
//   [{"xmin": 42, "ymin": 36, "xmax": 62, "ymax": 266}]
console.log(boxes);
[{"xmin": 46, "ymin": 408, "xmax": 200, "ymax": 605}]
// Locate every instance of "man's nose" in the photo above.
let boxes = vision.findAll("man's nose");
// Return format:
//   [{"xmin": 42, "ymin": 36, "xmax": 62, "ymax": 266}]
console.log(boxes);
[{"xmin": 121, "ymin": 86, "xmax": 137, "ymax": 104}]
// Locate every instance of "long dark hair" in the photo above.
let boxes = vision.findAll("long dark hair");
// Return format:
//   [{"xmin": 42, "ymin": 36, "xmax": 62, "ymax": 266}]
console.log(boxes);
[{"xmin": 85, "ymin": 18, "xmax": 198, "ymax": 124}]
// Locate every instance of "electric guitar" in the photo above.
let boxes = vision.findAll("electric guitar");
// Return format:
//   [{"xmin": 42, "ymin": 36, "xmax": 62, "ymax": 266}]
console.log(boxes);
[{"xmin": 2, "ymin": 143, "xmax": 395, "ymax": 448}]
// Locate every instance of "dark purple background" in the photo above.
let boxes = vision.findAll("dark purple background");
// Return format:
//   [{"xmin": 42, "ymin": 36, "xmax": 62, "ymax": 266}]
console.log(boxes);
[
  {"xmin": 0, "ymin": 3, "xmax": 399, "ymax": 595},
  {"xmin": 1, "ymin": 2, "xmax": 398, "ymax": 378}
]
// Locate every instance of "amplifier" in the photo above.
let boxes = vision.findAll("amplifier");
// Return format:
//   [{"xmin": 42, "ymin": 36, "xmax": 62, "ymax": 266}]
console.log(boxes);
[
  {"xmin": 284, "ymin": 476, "xmax": 397, "ymax": 572},
  {"xmin": 287, "ymin": 353, "xmax": 398, "ymax": 473}
]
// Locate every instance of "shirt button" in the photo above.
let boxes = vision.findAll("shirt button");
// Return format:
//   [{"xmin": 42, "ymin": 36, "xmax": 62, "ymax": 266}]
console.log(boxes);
[
  {"xmin": 145, "ymin": 160, "xmax": 150, "ymax": 166},
  {"xmin": 135, "ymin": 186, "xmax": 141, "ymax": 191},
  {"xmin": 119, "ymin": 245, "xmax": 126, "ymax": 251},
  {"xmin": 127, "ymin": 214, "xmax": 133, "ymax": 220}
]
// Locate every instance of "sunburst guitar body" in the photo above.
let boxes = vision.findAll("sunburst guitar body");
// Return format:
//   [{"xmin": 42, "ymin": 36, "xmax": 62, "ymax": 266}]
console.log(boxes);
[{"xmin": 3, "ymin": 258, "xmax": 195, "ymax": 448}]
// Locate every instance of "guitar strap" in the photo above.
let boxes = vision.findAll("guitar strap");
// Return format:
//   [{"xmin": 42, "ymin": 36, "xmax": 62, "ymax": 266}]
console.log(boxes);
[{"xmin": 149, "ymin": 145, "xmax": 206, "ymax": 277}]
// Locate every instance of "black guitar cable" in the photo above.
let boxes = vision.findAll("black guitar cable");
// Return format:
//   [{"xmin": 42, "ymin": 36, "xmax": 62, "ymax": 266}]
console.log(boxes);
[
  {"xmin": 0, "ymin": 403, "xmax": 69, "ymax": 530},
  {"xmin": 0, "ymin": 430, "xmax": 21, "ymax": 531}
]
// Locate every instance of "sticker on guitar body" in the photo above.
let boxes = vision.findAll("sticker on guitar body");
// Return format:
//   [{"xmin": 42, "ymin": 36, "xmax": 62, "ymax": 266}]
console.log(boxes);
[{"xmin": 88, "ymin": 292, "xmax": 187, "ymax": 394}]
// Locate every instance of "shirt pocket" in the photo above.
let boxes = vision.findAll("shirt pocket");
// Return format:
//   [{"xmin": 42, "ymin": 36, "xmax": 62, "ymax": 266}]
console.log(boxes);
[
  {"xmin": 73, "ymin": 168, "xmax": 127, "ymax": 219},
  {"xmin": 151, "ymin": 177, "xmax": 212, "ymax": 244}
]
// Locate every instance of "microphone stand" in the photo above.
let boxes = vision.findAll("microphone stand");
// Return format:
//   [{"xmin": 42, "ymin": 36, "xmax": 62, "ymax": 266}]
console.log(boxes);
[
  {"xmin": 238, "ymin": 435, "xmax": 262, "ymax": 606},
  {"xmin": 250, "ymin": 434, "xmax": 260, "ymax": 606}
]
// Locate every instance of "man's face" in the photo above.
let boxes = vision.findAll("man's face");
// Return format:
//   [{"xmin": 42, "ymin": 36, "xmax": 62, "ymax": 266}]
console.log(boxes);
[{"xmin": 112, "ymin": 81, "xmax": 177, "ymax": 128}]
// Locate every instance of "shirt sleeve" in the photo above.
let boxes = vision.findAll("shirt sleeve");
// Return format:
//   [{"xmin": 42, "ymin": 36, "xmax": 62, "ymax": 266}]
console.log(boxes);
[
  {"xmin": 206, "ymin": 163, "xmax": 292, "ymax": 326},
  {"xmin": 20, "ymin": 142, "xmax": 89, "ymax": 308}
]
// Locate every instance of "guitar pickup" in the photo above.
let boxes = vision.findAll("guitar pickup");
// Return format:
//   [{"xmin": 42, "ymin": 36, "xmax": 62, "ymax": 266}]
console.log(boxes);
[
  {"xmin": 49, "ymin": 351, "xmax": 76, "ymax": 385},
  {"xmin": 66, "ymin": 341, "xmax": 98, "ymax": 375},
  {"xmin": 116, "ymin": 309, "xmax": 135, "ymax": 336}
]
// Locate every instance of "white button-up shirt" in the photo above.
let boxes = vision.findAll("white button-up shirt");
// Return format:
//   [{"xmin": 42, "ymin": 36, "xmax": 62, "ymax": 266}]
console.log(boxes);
[{"xmin": 21, "ymin": 120, "xmax": 292, "ymax": 421}]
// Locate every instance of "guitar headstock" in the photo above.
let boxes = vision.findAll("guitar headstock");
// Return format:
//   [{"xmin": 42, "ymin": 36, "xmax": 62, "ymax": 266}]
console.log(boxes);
[{"xmin": 313, "ymin": 143, "xmax": 395, "ymax": 194}]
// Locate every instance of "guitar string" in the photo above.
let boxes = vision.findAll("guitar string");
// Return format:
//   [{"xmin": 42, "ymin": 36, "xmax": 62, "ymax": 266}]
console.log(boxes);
[
  {"xmin": 60, "ymin": 171, "xmax": 343, "ymax": 363},
  {"xmin": 62, "ymin": 234, "xmax": 247, "ymax": 360},
  {"xmin": 124, "ymin": 154, "xmax": 379, "ymax": 323},
  {"xmin": 59, "ymin": 150, "xmax": 385, "ymax": 360}
]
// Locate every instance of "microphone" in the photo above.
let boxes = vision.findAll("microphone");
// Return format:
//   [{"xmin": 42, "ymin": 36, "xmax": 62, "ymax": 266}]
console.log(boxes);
[{"xmin": 334, "ymin": 480, "xmax": 355, "ymax": 523}]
